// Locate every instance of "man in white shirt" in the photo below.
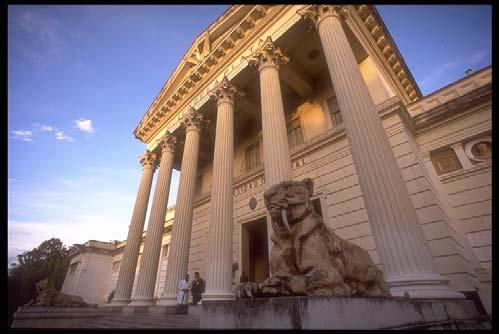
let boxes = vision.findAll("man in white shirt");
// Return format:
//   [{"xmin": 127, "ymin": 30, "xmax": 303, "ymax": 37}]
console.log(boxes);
[{"xmin": 176, "ymin": 274, "xmax": 192, "ymax": 315}]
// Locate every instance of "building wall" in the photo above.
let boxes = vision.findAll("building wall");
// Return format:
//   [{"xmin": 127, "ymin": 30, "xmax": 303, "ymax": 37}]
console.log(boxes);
[
  {"xmin": 61, "ymin": 251, "xmax": 113, "ymax": 305},
  {"xmin": 183, "ymin": 68, "xmax": 492, "ymax": 297}
]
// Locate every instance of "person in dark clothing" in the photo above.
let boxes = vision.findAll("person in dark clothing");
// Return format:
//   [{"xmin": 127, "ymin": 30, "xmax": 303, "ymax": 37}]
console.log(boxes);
[
  {"xmin": 191, "ymin": 272, "xmax": 205, "ymax": 305},
  {"xmin": 240, "ymin": 272, "xmax": 249, "ymax": 283}
]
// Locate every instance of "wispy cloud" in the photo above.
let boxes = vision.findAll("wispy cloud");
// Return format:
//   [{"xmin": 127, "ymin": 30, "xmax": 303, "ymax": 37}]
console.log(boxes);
[
  {"xmin": 12, "ymin": 10, "xmax": 63, "ymax": 64},
  {"xmin": 73, "ymin": 119, "xmax": 95, "ymax": 133},
  {"xmin": 55, "ymin": 131, "xmax": 74, "ymax": 142},
  {"xmin": 418, "ymin": 48, "xmax": 491, "ymax": 93},
  {"xmin": 10, "ymin": 130, "xmax": 33, "ymax": 142},
  {"xmin": 468, "ymin": 49, "xmax": 489, "ymax": 65},
  {"xmin": 40, "ymin": 125, "xmax": 54, "ymax": 132}
]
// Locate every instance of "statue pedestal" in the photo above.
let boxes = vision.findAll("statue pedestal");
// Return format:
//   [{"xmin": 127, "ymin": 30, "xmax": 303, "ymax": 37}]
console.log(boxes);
[{"xmin": 200, "ymin": 296, "xmax": 490, "ymax": 329}]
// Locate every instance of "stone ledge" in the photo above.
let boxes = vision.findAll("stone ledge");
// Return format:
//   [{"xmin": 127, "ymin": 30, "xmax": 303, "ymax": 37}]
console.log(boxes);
[{"xmin": 200, "ymin": 296, "xmax": 486, "ymax": 329}]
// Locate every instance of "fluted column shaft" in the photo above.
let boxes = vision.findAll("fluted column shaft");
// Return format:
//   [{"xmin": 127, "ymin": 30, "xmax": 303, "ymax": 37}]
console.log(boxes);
[
  {"xmin": 260, "ymin": 65, "xmax": 293, "ymax": 185},
  {"xmin": 203, "ymin": 78, "xmax": 238, "ymax": 301},
  {"xmin": 247, "ymin": 37, "xmax": 293, "ymax": 270},
  {"xmin": 300, "ymin": 5, "xmax": 463, "ymax": 298},
  {"xmin": 157, "ymin": 110, "xmax": 203, "ymax": 306},
  {"xmin": 111, "ymin": 151, "xmax": 157, "ymax": 306},
  {"xmin": 129, "ymin": 134, "xmax": 176, "ymax": 306}
]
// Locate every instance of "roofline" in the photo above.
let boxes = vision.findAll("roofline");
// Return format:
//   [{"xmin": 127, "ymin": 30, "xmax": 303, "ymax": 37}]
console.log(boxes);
[
  {"xmin": 133, "ymin": 5, "xmax": 239, "ymax": 138},
  {"xmin": 410, "ymin": 64, "xmax": 491, "ymax": 104},
  {"xmin": 371, "ymin": 5, "xmax": 423, "ymax": 98}
]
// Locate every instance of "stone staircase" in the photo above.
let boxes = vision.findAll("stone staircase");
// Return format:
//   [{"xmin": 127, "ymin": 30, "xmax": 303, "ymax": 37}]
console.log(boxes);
[{"xmin": 76, "ymin": 306, "xmax": 200, "ymax": 329}]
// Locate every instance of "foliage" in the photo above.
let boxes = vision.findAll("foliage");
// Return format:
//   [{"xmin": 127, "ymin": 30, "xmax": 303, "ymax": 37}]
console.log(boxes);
[{"xmin": 8, "ymin": 238, "xmax": 73, "ymax": 327}]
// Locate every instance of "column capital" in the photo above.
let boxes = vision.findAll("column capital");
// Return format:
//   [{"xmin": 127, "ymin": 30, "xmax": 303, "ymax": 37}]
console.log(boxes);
[
  {"xmin": 245, "ymin": 36, "xmax": 289, "ymax": 72},
  {"xmin": 139, "ymin": 150, "xmax": 158, "ymax": 170},
  {"xmin": 210, "ymin": 76, "xmax": 243, "ymax": 107},
  {"xmin": 297, "ymin": 5, "xmax": 349, "ymax": 29},
  {"xmin": 157, "ymin": 131, "xmax": 177, "ymax": 154},
  {"xmin": 181, "ymin": 107, "xmax": 206, "ymax": 132}
]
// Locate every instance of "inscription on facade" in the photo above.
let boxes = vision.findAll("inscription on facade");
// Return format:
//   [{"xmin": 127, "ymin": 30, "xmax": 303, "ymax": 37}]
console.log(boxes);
[{"xmin": 234, "ymin": 158, "xmax": 306, "ymax": 196}]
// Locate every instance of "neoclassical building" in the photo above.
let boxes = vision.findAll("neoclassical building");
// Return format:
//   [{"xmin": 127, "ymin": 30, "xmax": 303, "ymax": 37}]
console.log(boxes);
[{"xmin": 61, "ymin": 5, "xmax": 491, "ymax": 315}]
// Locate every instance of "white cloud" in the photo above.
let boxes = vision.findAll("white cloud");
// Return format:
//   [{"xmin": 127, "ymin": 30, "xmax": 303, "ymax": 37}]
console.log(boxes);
[
  {"xmin": 73, "ymin": 119, "xmax": 95, "ymax": 133},
  {"xmin": 40, "ymin": 125, "xmax": 54, "ymax": 132},
  {"xmin": 468, "ymin": 49, "xmax": 489, "ymax": 65},
  {"xmin": 13, "ymin": 10, "xmax": 62, "ymax": 64},
  {"xmin": 55, "ymin": 131, "xmax": 74, "ymax": 142},
  {"xmin": 11, "ymin": 130, "xmax": 33, "ymax": 142}
]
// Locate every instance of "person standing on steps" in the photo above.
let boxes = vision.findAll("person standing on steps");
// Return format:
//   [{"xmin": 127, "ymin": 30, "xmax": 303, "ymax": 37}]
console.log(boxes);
[
  {"xmin": 191, "ymin": 272, "xmax": 205, "ymax": 305},
  {"xmin": 176, "ymin": 273, "xmax": 192, "ymax": 315}
]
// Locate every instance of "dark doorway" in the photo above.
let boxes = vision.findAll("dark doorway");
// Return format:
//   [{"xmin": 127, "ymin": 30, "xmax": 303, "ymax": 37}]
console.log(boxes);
[{"xmin": 241, "ymin": 217, "xmax": 269, "ymax": 284}]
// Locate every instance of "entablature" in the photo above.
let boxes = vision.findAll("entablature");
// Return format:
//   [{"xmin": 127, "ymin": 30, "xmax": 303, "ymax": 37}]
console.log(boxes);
[{"xmin": 135, "ymin": 5, "xmax": 423, "ymax": 148}]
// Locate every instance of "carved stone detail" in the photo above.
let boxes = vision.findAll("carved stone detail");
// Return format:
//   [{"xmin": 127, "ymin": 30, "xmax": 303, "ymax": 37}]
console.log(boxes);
[
  {"xmin": 181, "ymin": 108, "xmax": 204, "ymax": 132},
  {"xmin": 157, "ymin": 131, "xmax": 176, "ymax": 154},
  {"xmin": 210, "ymin": 76, "xmax": 243, "ymax": 106},
  {"xmin": 261, "ymin": 178, "xmax": 389, "ymax": 298},
  {"xmin": 30, "ymin": 279, "xmax": 88, "ymax": 307},
  {"xmin": 139, "ymin": 150, "xmax": 158, "ymax": 170},
  {"xmin": 298, "ymin": 5, "xmax": 349, "ymax": 29},
  {"xmin": 245, "ymin": 36, "xmax": 289, "ymax": 72}
]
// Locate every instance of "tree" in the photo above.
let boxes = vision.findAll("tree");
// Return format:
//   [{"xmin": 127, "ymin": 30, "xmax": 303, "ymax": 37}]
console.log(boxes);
[{"xmin": 8, "ymin": 238, "xmax": 73, "ymax": 327}]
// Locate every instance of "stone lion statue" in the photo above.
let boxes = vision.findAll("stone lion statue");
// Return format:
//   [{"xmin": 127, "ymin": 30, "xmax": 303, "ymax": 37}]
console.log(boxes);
[
  {"xmin": 28, "ymin": 279, "xmax": 88, "ymax": 307},
  {"xmin": 260, "ymin": 178, "xmax": 389, "ymax": 298}
]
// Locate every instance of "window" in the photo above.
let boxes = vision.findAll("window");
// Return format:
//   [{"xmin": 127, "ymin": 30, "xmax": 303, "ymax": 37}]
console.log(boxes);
[
  {"xmin": 245, "ymin": 142, "xmax": 261, "ymax": 172},
  {"xmin": 430, "ymin": 148, "xmax": 463, "ymax": 175},
  {"xmin": 69, "ymin": 262, "xmax": 78, "ymax": 276},
  {"xmin": 311, "ymin": 198, "xmax": 324, "ymax": 220},
  {"xmin": 195, "ymin": 174, "xmax": 203, "ymax": 197},
  {"xmin": 287, "ymin": 117, "xmax": 304, "ymax": 149},
  {"xmin": 162, "ymin": 244, "xmax": 169, "ymax": 258},
  {"xmin": 327, "ymin": 96, "xmax": 343, "ymax": 127},
  {"xmin": 112, "ymin": 260, "xmax": 121, "ymax": 271}
]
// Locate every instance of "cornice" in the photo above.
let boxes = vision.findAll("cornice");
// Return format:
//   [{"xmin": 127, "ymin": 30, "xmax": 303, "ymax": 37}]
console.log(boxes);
[
  {"xmin": 413, "ymin": 83, "xmax": 491, "ymax": 132},
  {"xmin": 354, "ymin": 5, "xmax": 422, "ymax": 103},
  {"xmin": 135, "ymin": 4, "xmax": 423, "ymax": 144},
  {"xmin": 135, "ymin": 5, "xmax": 272, "ymax": 143}
]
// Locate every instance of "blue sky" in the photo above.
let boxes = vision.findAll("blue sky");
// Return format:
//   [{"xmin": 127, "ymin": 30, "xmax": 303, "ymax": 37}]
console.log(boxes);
[{"xmin": 7, "ymin": 5, "xmax": 491, "ymax": 264}]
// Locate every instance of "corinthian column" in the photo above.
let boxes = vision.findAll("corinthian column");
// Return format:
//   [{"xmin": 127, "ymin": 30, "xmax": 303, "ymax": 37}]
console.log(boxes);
[
  {"xmin": 246, "ymin": 36, "xmax": 293, "ymax": 186},
  {"xmin": 111, "ymin": 150, "xmax": 158, "ymax": 306},
  {"xmin": 298, "ymin": 5, "xmax": 463, "ymax": 298},
  {"xmin": 203, "ymin": 77, "xmax": 241, "ymax": 301},
  {"xmin": 129, "ymin": 133, "xmax": 176, "ymax": 306},
  {"xmin": 157, "ymin": 109, "xmax": 204, "ymax": 306}
]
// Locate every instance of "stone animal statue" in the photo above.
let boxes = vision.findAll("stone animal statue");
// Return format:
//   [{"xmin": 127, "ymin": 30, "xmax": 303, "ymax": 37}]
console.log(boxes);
[
  {"xmin": 29, "ymin": 279, "xmax": 88, "ymax": 307},
  {"xmin": 234, "ymin": 282, "xmax": 262, "ymax": 299},
  {"xmin": 261, "ymin": 178, "xmax": 389, "ymax": 297}
]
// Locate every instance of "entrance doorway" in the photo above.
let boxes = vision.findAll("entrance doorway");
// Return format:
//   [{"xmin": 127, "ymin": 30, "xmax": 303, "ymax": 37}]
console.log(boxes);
[{"xmin": 241, "ymin": 217, "xmax": 269, "ymax": 284}]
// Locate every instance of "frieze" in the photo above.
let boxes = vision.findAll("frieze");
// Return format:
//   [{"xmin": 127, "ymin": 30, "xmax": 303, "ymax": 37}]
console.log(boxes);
[{"xmin": 233, "ymin": 157, "xmax": 306, "ymax": 196}]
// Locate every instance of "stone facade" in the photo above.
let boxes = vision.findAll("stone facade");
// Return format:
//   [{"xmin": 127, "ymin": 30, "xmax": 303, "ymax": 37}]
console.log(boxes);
[{"xmin": 61, "ymin": 5, "xmax": 491, "ymax": 316}]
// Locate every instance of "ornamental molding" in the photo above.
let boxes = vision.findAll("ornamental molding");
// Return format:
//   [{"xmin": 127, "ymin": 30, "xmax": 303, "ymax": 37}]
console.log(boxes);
[
  {"xmin": 157, "ymin": 131, "xmax": 177, "ymax": 154},
  {"xmin": 353, "ymin": 5, "xmax": 421, "ymax": 103},
  {"xmin": 135, "ymin": 5, "xmax": 273, "ymax": 142},
  {"xmin": 181, "ymin": 108, "xmax": 205, "ymax": 132},
  {"xmin": 136, "ymin": 4, "xmax": 423, "ymax": 145},
  {"xmin": 209, "ymin": 76, "xmax": 243, "ymax": 106},
  {"xmin": 297, "ymin": 5, "xmax": 349, "ymax": 28},
  {"xmin": 139, "ymin": 150, "xmax": 158, "ymax": 169},
  {"xmin": 413, "ymin": 83, "xmax": 491, "ymax": 132},
  {"xmin": 244, "ymin": 36, "xmax": 289, "ymax": 71},
  {"xmin": 464, "ymin": 136, "xmax": 491, "ymax": 162}
]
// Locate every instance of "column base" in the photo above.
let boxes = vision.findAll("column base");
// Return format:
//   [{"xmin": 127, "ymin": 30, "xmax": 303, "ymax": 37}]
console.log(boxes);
[
  {"xmin": 127, "ymin": 297, "xmax": 155, "ymax": 307},
  {"xmin": 109, "ymin": 299, "xmax": 130, "ymax": 306},
  {"xmin": 202, "ymin": 291, "xmax": 235, "ymax": 301},
  {"xmin": 155, "ymin": 295, "xmax": 178, "ymax": 306},
  {"xmin": 386, "ymin": 273, "xmax": 465, "ymax": 299}
]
